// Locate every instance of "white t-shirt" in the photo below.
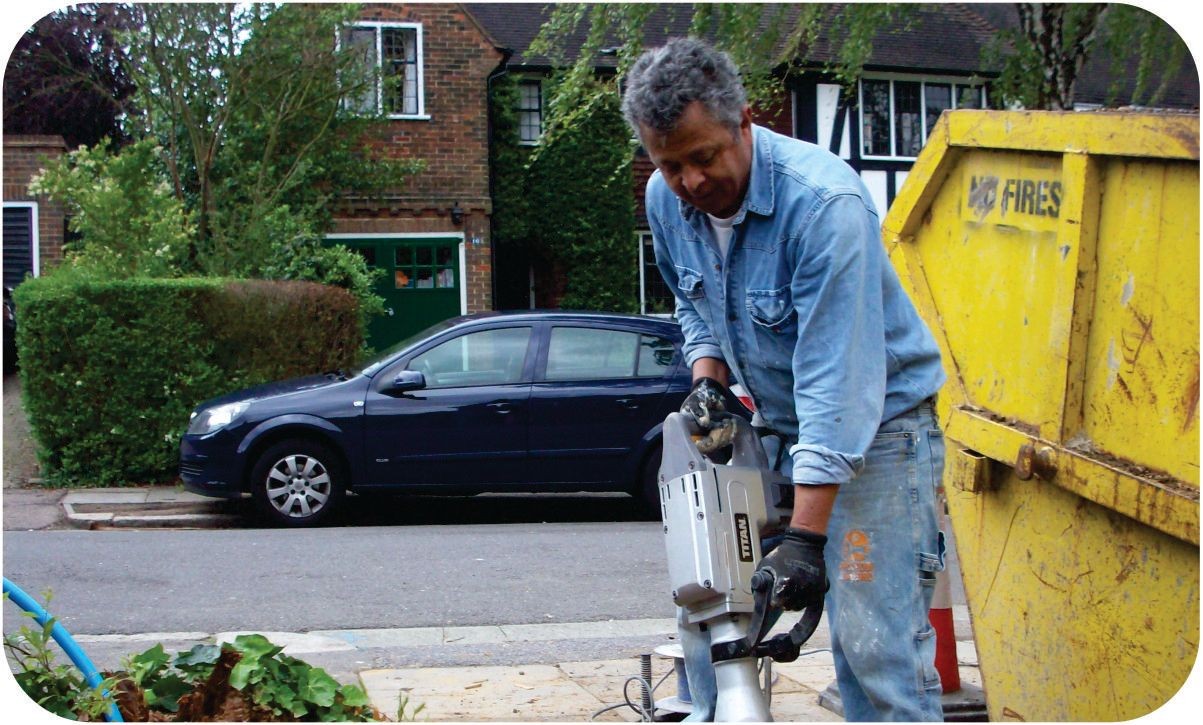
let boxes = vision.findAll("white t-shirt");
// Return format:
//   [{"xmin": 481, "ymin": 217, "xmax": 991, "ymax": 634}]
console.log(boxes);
[{"xmin": 708, "ymin": 213, "xmax": 737, "ymax": 258}]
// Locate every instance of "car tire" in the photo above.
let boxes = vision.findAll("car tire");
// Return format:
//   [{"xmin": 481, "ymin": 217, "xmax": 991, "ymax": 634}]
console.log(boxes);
[
  {"xmin": 637, "ymin": 443, "xmax": 663, "ymax": 519},
  {"xmin": 250, "ymin": 438, "xmax": 345, "ymax": 527}
]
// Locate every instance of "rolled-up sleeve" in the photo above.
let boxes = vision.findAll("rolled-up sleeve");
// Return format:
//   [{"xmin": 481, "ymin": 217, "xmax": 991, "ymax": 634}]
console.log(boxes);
[{"xmin": 786, "ymin": 193, "xmax": 887, "ymax": 485}]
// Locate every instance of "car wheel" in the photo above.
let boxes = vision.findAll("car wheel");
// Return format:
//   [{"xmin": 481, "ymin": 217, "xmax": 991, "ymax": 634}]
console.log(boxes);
[
  {"xmin": 250, "ymin": 439, "xmax": 344, "ymax": 527},
  {"xmin": 637, "ymin": 443, "xmax": 663, "ymax": 519}
]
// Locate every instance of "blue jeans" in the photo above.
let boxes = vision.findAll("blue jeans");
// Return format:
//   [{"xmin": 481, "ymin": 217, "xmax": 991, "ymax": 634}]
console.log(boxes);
[{"xmin": 679, "ymin": 402, "xmax": 946, "ymax": 722}]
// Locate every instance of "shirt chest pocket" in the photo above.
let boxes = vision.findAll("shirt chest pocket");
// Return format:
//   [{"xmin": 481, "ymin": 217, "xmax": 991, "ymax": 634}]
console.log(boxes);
[{"xmin": 746, "ymin": 285, "xmax": 796, "ymax": 333}]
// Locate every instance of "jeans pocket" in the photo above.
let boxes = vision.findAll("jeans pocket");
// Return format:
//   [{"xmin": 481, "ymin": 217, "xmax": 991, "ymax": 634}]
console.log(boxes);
[{"xmin": 914, "ymin": 620, "xmax": 942, "ymax": 693}]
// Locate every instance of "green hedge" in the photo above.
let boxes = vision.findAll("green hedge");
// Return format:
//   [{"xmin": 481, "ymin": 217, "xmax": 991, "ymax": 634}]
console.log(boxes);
[{"xmin": 13, "ymin": 275, "xmax": 362, "ymax": 486}]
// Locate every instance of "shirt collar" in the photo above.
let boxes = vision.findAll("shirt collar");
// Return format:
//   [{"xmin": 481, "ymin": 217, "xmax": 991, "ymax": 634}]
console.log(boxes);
[{"xmin": 676, "ymin": 124, "xmax": 775, "ymax": 223}]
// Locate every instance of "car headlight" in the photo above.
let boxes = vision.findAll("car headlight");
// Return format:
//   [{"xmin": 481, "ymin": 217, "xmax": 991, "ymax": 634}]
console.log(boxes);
[{"xmin": 187, "ymin": 401, "xmax": 249, "ymax": 435}]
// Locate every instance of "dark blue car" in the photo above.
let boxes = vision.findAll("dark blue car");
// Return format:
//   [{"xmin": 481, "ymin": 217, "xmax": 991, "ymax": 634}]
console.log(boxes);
[{"xmin": 180, "ymin": 311, "xmax": 696, "ymax": 526}]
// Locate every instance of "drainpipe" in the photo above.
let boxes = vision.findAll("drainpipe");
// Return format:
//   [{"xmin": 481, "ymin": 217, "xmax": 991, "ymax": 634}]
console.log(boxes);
[{"xmin": 485, "ymin": 47, "xmax": 514, "ymax": 312}]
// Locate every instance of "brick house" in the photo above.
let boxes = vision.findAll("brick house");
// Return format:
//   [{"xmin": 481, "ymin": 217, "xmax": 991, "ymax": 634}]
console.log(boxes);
[
  {"xmin": 326, "ymin": 2, "xmax": 506, "ymax": 345},
  {"xmin": 5, "ymin": 3, "xmax": 1196, "ymax": 341},
  {"xmin": 465, "ymin": 2, "xmax": 1198, "ymax": 316},
  {"xmin": 465, "ymin": 3, "xmax": 1006, "ymax": 315},
  {"xmin": 2, "ymin": 135, "xmax": 67, "ymax": 289}
]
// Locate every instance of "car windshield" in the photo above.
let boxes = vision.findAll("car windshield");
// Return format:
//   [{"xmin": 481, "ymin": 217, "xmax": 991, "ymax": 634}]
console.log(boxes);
[{"xmin": 358, "ymin": 318, "xmax": 462, "ymax": 376}]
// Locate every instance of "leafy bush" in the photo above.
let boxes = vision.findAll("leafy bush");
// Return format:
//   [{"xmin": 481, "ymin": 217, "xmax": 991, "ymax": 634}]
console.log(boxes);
[
  {"xmin": 490, "ymin": 75, "xmax": 638, "ymax": 312},
  {"xmin": 259, "ymin": 218, "xmax": 386, "ymax": 330},
  {"xmin": 28, "ymin": 139, "xmax": 196, "ymax": 277},
  {"xmin": 99, "ymin": 635, "xmax": 385, "ymax": 721},
  {"xmin": 4, "ymin": 612, "xmax": 387, "ymax": 721},
  {"xmin": 3, "ymin": 592, "xmax": 111, "ymax": 720},
  {"xmin": 13, "ymin": 274, "xmax": 362, "ymax": 486}
]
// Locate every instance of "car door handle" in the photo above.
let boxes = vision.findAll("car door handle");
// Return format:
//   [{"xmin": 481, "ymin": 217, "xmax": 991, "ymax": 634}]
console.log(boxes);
[
  {"xmin": 487, "ymin": 401, "xmax": 514, "ymax": 414},
  {"xmin": 615, "ymin": 398, "xmax": 640, "ymax": 409}
]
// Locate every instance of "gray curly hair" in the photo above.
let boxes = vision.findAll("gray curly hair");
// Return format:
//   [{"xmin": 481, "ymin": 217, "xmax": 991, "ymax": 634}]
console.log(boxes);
[{"xmin": 621, "ymin": 37, "xmax": 747, "ymax": 136}]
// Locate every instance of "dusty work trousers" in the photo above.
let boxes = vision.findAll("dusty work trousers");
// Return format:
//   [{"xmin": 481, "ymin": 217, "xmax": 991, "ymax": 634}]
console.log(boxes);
[{"xmin": 679, "ymin": 401, "xmax": 946, "ymax": 722}]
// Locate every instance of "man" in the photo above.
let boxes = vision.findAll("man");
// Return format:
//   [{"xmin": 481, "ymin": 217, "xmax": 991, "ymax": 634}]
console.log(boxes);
[{"xmin": 622, "ymin": 38, "xmax": 947, "ymax": 721}]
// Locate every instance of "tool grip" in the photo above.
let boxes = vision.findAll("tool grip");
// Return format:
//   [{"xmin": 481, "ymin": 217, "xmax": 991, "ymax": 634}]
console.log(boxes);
[{"xmin": 710, "ymin": 569, "xmax": 824, "ymax": 664}]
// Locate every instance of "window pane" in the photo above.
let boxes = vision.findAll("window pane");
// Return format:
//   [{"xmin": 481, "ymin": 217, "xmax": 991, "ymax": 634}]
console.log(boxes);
[
  {"xmin": 641, "ymin": 235, "xmax": 673, "ymax": 315},
  {"xmin": 894, "ymin": 81, "xmax": 922, "ymax": 157},
  {"xmin": 956, "ymin": 84, "xmax": 983, "ymax": 109},
  {"xmin": 415, "ymin": 269, "xmax": 434, "ymax": 288},
  {"xmin": 382, "ymin": 28, "xmax": 418, "ymax": 115},
  {"xmin": 395, "ymin": 247, "xmax": 413, "ymax": 266},
  {"xmin": 343, "ymin": 27, "xmax": 378, "ymax": 114},
  {"xmin": 351, "ymin": 246, "xmax": 376, "ymax": 266},
  {"xmin": 636, "ymin": 335, "xmax": 676, "ymax": 377},
  {"xmin": 409, "ymin": 327, "xmax": 531, "ymax": 387},
  {"xmin": 861, "ymin": 80, "xmax": 891, "ymax": 156},
  {"xmin": 416, "ymin": 246, "xmax": 432, "ymax": 265},
  {"xmin": 436, "ymin": 246, "xmax": 452, "ymax": 265},
  {"xmin": 435, "ymin": 268, "xmax": 455, "ymax": 288},
  {"xmin": 518, "ymin": 81, "xmax": 542, "ymax": 143},
  {"xmin": 924, "ymin": 84, "xmax": 952, "ymax": 137},
  {"xmin": 545, "ymin": 327, "xmax": 639, "ymax": 380},
  {"xmin": 394, "ymin": 269, "xmax": 412, "ymax": 289}
]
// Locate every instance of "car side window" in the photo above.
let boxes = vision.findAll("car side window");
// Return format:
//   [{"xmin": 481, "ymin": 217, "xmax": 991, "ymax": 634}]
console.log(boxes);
[
  {"xmin": 408, "ymin": 327, "xmax": 531, "ymax": 388},
  {"xmin": 636, "ymin": 334, "xmax": 677, "ymax": 377},
  {"xmin": 544, "ymin": 327, "xmax": 674, "ymax": 381},
  {"xmin": 546, "ymin": 327, "xmax": 637, "ymax": 381}
]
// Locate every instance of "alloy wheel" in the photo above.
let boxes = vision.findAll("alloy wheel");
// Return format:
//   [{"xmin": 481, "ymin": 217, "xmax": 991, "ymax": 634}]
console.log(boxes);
[{"xmin": 264, "ymin": 453, "xmax": 332, "ymax": 519}]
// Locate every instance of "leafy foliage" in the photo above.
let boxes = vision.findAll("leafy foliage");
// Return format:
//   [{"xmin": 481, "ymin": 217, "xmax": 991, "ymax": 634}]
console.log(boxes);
[
  {"xmin": 2, "ymin": 3, "xmax": 136, "ymax": 148},
  {"xmin": 259, "ymin": 222, "xmax": 386, "ymax": 330},
  {"xmin": 13, "ymin": 274, "xmax": 362, "ymax": 485},
  {"xmin": 110, "ymin": 634, "xmax": 386, "ymax": 721},
  {"xmin": 491, "ymin": 75, "xmax": 637, "ymax": 312},
  {"xmin": 3, "ymin": 592, "xmax": 112, "ymax": 720},
  {"xmin": 28, "ymin": 139, "xmax": 195, "ymax": 278},
  {"xmin": 5, "ymin": 611, "xmax": 388, "ymax": 721},
  {"xmin": 527, "ymin": 3, "xmax": 909, "ymax": 144},
  {"xmin": 115, "ymin": 2, "xmax": 420, "ymax": 286},
  {"xmin": 531, "ymin": 2, "xmax": 1192, "ymax": 138}
]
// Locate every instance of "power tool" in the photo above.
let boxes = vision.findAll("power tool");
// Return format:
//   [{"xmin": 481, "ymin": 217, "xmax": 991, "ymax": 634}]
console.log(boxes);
[{"xmin": 657, "ymin": 412, "xmax": 824, "ymax": 721}]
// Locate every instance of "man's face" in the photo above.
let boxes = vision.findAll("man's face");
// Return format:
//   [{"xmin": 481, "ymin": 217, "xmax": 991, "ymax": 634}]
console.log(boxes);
[{"xmin": 640, "ymin": 101, "xmax": 754, "ymax": 219}]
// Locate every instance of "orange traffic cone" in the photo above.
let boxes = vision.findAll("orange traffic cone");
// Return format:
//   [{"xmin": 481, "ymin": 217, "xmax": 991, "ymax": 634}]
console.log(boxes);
[
  {"xmin": 929, "ymin": 563, "xmax": 960, "ymax": 693},
  {"xmin": 929, "ymin": 487, "xmax": 960, "ymax": 693}
]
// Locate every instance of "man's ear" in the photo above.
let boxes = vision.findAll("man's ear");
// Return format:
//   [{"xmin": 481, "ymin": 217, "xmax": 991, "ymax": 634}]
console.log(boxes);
[{"xmin": 738, "ymin": 105, "xmax": 753, "ymax": 142}]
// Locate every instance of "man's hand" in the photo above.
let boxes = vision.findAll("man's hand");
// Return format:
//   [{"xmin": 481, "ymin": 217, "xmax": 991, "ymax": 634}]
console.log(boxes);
[
  {"xmin": 681, "ymin": 376, "xmax": 728, "ymax": 428},
  {"xmin": 754, "ymin": 528, "xmax": 828, "ymax": 611}
]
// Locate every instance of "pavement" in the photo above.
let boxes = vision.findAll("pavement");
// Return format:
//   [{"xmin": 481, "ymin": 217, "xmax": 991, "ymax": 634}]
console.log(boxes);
[{"xmin": 2, "ymin": 484, "xmax": 988, "ymax": 721}]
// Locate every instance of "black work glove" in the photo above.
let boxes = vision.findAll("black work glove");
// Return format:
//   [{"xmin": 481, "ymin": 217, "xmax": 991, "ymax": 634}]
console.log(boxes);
[
  {"xmin": 754, "ymin": 528, "xmax": 829, "ymax": 611},
  {"xmin": 681, "ymin": 377, "xmax": 729, "ymax": 429}
]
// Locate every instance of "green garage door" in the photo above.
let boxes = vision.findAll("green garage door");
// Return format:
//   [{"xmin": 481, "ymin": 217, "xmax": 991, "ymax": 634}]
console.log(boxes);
[{"xmin": 327, "ymin": 236, "xmax": 463, "ymax": 350}]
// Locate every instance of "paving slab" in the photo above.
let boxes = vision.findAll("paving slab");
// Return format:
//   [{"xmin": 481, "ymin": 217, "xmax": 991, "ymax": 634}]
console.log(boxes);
[
  {"xmin": 213, "ymin": 630, "xmax": 357, "ymax": 655},
  {"xmin": 359, "ymin": 663, "xmax": 612, "ymax": 722},
  {"xmin": 311, "ymin": 626, "xmax": 446, "ymax": 649}
]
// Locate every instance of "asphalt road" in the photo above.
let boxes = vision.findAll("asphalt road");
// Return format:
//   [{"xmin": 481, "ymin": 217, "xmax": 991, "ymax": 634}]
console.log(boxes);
[{"xmin": 2, "ymin": 519, "xmax": 674, "ymax": 636}]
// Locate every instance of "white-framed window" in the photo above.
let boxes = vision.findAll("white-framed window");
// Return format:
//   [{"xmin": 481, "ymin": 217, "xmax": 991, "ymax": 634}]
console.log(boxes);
[
  {"xmin": 517, "ymin": 79, "xmax": 543, "ymax": 144},
  {"xmin": 342, "ymin": 22, "xmax": 426, "ymax": 119},
  {"xmin": 859, "ymin": 75, "xmax": 986, "ymax": 160},
  {"xmin": 3, "ymin": 202, "xmax": 40, "ymax": 288},
  {"xmin": 637, "ymin": 231, "xmax": 674, "ymax": 317}
]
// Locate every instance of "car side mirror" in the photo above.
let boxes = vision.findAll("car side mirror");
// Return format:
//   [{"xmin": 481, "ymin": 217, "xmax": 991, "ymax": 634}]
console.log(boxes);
[{"xmin": 392, "ymin": 370, "xmax": 427, "ymax": 392}]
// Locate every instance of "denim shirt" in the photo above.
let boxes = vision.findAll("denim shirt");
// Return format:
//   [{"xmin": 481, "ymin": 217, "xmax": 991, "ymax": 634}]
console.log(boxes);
[{"xmin": 647, "ymin": 125, "xmax": 945, "ymax": 485}]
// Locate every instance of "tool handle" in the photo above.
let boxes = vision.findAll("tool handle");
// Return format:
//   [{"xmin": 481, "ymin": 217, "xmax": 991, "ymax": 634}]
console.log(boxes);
[{"xmin": 709, "ymin": 570, "xmax": 824, "ymax": 664}]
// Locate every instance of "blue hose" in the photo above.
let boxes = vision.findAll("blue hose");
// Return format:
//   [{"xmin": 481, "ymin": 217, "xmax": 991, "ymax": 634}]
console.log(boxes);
[{"xmin": 3, "ymin": 577, "xmax": 124, "ymax": 722}]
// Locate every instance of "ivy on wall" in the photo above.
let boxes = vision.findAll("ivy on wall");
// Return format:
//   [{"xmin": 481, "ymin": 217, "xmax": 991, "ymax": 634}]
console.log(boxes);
[{"xmin": 490, "ymin": 74, "xmax": 637, "ymax": 313}]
